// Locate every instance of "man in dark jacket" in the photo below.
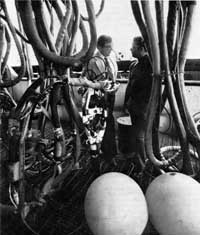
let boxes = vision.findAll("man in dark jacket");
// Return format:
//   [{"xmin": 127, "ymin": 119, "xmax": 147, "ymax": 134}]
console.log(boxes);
[{"xmin": 124, "ymin": 36, "xmax": 153, "ymax": 169}]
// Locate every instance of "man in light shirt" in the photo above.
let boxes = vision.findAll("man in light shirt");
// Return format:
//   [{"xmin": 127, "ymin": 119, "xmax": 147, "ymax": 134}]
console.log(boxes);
[
  {"xmin": 86, "ymin": 35, "xmax": 118, "ymax": 85},
  {"xmin": 84, "ymin": 35, "xmax": 119, "ymax": 165}
]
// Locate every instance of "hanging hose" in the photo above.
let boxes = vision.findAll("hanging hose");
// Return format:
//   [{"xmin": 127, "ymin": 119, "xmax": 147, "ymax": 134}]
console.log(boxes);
[
  {"xmin": 18, "ymin": 114, "xmax": 30, "ymax": 212},
  {"xmin": 1, "ymin": 25, "xmax": 11, "ymax": 75},
  {"xmin": 16, "ymin": 0, "xmax": 96, "ymax": 67},
  {"xmin": 63, "ymin": 81, "xmax": 84, "ymax": 132},
  {"xmin": 140, "ymin": 1, "xmax": 165, "ymax": 168},
  {"xmin": 49, "ymin": 82, "xmax": 66, "ymax": 159},
  {"xmin": 0, "ymin": 22, "xmax": 17, "ymax": 106},
  {"xmin": 15, "ymin": 78, "xmax": 44, "ymax": 116},
  {"xmin": 160, "ymin": 0, "xmax": 180, "ymax": 111},
  {"xmin": 130, "ymin": 0, "xmax": 152, "ymax": 61},
  {"xmin": 45, "ymin": 0, "xmax": 54, "ymax": 35},
  {"xmin": 176, "ymin": 2, "xmax": 200, "ymax": 157},
  {"xmin": 81, "ymin": 0, "xmax": 97, "ymax": 63},
  {"xmin": 73, "ymin": 18, "xmax": 89, "ymax": 59},
  {"xmin": 155, "ymin": 0, "xmax": 193, "ymax": 174},
  {"xmin": 81, "ymin": 0, "xmax": 105, "ymax": 21},
  {"xmin": 0, "ymin": 0, "xmax": 26, "ymax": 87},
  {"xmin": 0, "ymin": 14, "xmax": 30, "ymax": 43},
  {"xmin": 17, "ymin": 11, "xmax": 33, "ymax": 88},
  {"xmin": 55, "ymin": 0, "xmax": 72, "ymax": 53},
  {"xmin": 32, "ymin": 0, "xmax": 57, "ymax": 53},
  {"xmin": 66, "ymin": 0, "xmax": 80, "ymax": 56},
  {"xmin": 166, "ymin": 1, "xmax": 179, "ymax": 70},
  {"xmin": 49, "ymin": 0, "xmax": 63, "ymax": 22},
  {"xmin": 0, "ymin": 22, "xmax": 5, "ymax": 81}
]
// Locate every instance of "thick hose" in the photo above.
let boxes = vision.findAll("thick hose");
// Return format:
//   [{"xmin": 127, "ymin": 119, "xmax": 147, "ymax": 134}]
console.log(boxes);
[
  {"xmin": 0, "ymin": 0, "xmax": 26, "ymax": 87},
  {"xmin": 55, "ymin": 0, "xmax": 72, "ymax": 53},
  {"xmin": 49, "ymin": 82, "xmax": 66, "ymax": 159},
  {"xmin": 16, "ymin": 0, "xmax": 80, "ymax": 66},
  {"xmin": 81, "ymin": 0, "xmax": 105, "ymax": 21},
  {"xmin": 166, "ymin": 1, "xmax": 179, "ymax": 70},
  {"xmin": 130, "ymin": 0, "xmax": 152, "ymax": 61},
  {"xmin": 32, "ymin": 0, "xmax": 57, "ymax": 53},
  {"xmin": 176, "ymin": 2, "xmax": 200, "ymax": 157},
  {"xmin": 1, "ymin": 26, "xmax": 11, "ymax": 75},
  {"xmin": 81, "ymin": 0, "xmax": 97, "ymax": 63},
  {"xmin": 66, "ymin": 0, "xmax": 80, "ymax": 56},
  {"xmin": 155, "ymin": 0, "xmax": 192, "ymax": 174},
  {"xmin": 141, "ymin": 1, "xmax": 164, "ymax": 167}
]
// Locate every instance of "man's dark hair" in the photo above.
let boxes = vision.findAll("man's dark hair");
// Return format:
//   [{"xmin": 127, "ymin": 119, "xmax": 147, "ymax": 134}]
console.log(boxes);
[
  {"xmin": 133, "ymin": 36, "xmax": 147, "ymax": 51},
  {"xmin": 97, "ymin": 35, "xmax": 112, "ymax": 48}
]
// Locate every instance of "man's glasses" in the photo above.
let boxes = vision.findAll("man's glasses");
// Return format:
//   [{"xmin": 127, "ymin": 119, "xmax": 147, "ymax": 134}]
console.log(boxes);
[
  {"xmin": 130, "ymin": 45, "xmax": 144, "ymax": 51},
  {"xmin": 103, "ymin": 44, "xmax": 113, "ymax": 49}
]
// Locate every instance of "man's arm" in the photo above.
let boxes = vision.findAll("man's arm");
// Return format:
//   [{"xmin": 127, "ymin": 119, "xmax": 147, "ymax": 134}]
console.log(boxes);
[
  {"xmin": 69, "ymin": 76, "xmax": 105, "ymax": 90},
  {"xmin": 124, "ymin": 78, "xmax": 133, "ymax": 108},
  {"xmin": 69, "ymin": 76, "xmax": 119, "ymax": 94}
]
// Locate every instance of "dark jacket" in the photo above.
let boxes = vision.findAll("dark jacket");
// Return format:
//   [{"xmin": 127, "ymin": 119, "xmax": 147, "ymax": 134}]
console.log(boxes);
[{"xmin": 124, "ymin": 55, "xmax": 153, "ymax": 118}]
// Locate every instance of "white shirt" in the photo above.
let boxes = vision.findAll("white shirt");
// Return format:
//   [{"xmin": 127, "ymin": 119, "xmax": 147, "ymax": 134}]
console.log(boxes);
[{"xmin": 86, "ymin": 51, "xmax": 118, "ymax": 82}]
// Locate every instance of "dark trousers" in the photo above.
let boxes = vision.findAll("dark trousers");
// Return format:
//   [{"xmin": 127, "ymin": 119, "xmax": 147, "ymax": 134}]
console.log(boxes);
[
  {"xmin": 101, "ymin": 93, "xmax": 117, "ymax": 161},
  {"xmin": 128, "ymin": 102, "xmax": 147, "ymax": 164}
]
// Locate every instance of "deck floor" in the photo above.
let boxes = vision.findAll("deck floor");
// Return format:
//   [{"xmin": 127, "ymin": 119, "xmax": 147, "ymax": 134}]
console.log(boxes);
[{"xmin": 0, "ymin": 121, "xmax": 180, "ymax": 235}]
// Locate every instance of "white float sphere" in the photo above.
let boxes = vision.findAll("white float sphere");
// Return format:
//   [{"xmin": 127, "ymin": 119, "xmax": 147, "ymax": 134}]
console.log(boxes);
[
  {"xmin": 146, "ymin": 172, "xmax": 200, "ymax": 235},
  {"xmin": 84, "ymin": 172, "xmax": 148, "ymax": 235}
]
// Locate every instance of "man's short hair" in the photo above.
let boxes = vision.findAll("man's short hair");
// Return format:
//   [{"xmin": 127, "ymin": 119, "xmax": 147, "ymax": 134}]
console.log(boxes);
[
  {"xmin": 97, "ymin": 35, "xmax": 112, "ymax": 48},
  {"xmin": 133, "ymin": 36, "xmax": 147, "ymax": 51}
]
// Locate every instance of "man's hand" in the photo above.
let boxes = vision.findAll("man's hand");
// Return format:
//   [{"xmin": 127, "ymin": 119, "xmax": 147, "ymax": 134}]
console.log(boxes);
[{"xmin": 103, "ymin": 81, "xmax": 120, "ymax": 94}]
